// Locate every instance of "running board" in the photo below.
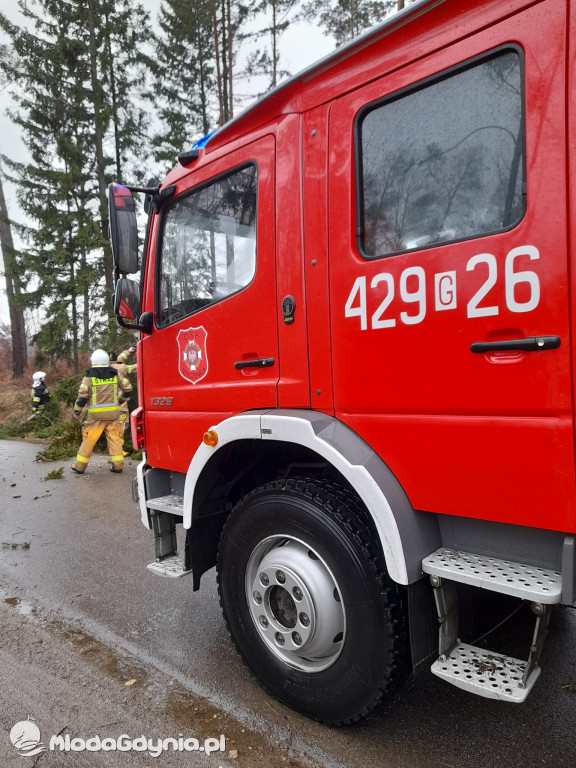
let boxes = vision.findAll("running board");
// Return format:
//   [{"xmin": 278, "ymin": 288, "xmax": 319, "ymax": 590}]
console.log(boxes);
[
  {"xmin": 147, "ymin": 554, "xmax": 192, "ymax": 579},
  {"xmin": 422, "ymin": 548, "xmax": 558, "ymax": 702},
  {"xmin": 422, "ymin": 548, "xmax": 562, "ymax": 603},
  {"xmin": 430, "ymin": 642, "xmax": 540, "ymax": 702},
  {"xmin": 146, "ymin": 493, "xmax": 184, "ymax": 516}
]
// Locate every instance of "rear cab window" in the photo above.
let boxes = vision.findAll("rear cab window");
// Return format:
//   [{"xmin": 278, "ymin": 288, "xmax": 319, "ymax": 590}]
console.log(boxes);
[{"xmin": 357, "ymin": 48, "xmax": 525, "ymax": 259}]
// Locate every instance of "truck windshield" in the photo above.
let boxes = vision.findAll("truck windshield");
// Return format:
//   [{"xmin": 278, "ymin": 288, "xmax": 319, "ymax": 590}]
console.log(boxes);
[{"xmin": 157, "ymin": 164, "xmax": 257, "ymax": 328}]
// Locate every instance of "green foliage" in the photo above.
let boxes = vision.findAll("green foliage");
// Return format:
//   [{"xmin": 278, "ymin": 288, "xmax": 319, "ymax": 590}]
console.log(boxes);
[
  {"xmin": 44, "ymin": 467, "xmax": 64, "ymax": 479},
  {"xmin": 51, "ymin": 374, "xmax": 84, "ymax": 408},
  {"xmin": 36, "ymin": 419, "xmax": 82, "ymax": 462},
  {"xmin": 0, "ymin": 0, "xmax": 152, "ymax": 367},
  {"xmin": 300, "ymin": 0, "xmax": 396, "ymax": 46},
  {"xmin": 242, "ymin": 0, "xmax": 298, "ymax": 92},
  {"xmin": 146, "ymin": 0, "xmax": 216, "ymax": 168}
]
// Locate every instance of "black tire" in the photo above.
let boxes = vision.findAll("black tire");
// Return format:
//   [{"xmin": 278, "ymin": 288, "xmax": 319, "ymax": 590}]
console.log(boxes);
[{"xmin": 217, "ymin": 478, "xmax": 407, "ymax": 725}]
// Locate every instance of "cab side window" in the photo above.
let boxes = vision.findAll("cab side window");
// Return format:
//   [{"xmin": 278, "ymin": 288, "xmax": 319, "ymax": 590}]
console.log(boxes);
[
  {"xmin": 358, "ymin": 49, "xmax": 525, "ymax": 258},
  {"xmin": 157, "ymin": 164, "xmax": 257, "ymax": 328}
]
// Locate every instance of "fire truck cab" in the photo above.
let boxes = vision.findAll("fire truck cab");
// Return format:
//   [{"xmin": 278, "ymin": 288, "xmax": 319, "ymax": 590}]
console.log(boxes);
[{"xmin": 109, "ymin": 0, "xmax": 576, "ymax": 725}]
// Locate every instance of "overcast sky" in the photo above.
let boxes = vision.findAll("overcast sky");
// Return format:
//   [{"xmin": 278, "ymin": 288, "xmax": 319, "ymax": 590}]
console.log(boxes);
[{"xmin": 0, "ymin": 0, "xmax": 335, "ymax": 326}]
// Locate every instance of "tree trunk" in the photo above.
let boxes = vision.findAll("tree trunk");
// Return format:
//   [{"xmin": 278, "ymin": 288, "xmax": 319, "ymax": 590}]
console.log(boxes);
[
  {"xmin": 220, "ymin": 0, "xmax": 229, "ymax": 123},
  {"xmin": 0, "ymin": 173, "xmax": 27, "ymax": 378},
  {"xmin": 272, "ymin": 1, "xmax": 277, "ymax": 88},
  {"xmin": 105, "ymin": 11, "xmax": 122, "ymax": 180},
  {"xmin": 212, "ymin": 0, "xmax": 225, "ymax": 125},
  {"xmin": 87, "ymin": 0, "xmax": 116, "ymax": 335},
  {"xmin": 227, "ymin": 0, "xmax": 233, "ymax": 119}
]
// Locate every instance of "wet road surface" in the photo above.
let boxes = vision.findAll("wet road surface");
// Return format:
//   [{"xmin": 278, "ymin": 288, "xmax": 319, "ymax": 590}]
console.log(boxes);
[{"xmin": 1, "ymin": 439, "xmax": 575, "ymax": 767}]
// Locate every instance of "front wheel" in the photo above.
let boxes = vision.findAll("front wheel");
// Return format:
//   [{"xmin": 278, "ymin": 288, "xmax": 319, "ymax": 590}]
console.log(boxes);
[{"xmin": 217, "ymin": 478, "xmax": 407, "ymax": 725}]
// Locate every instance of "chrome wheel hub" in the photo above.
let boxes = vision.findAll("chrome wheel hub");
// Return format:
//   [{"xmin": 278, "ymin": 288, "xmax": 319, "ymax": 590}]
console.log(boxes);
[{"xmin": 246, "ymin": 536, "xmax": 345, "ymax": 672}]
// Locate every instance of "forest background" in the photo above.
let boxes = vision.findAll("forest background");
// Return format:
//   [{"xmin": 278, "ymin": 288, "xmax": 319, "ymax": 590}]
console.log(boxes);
[{"xmin": 0, "ymin": 0, "xmax": 410, "ymax": 449}]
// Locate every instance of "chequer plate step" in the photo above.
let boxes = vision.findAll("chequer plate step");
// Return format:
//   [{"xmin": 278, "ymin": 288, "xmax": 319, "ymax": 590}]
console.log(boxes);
[
  {"xmin": 431, "ymin": 642, "xmax": 540, "ymax": 702},
  {"xmin": 146, "ymin": 554, "xmax": 191, "ymax": 579},
  {"xmin": 422, "ymin": 548, "xmax": 561, "ymax": 603},
  {"xmin": 146, "ymin": 494, "xmax": 184, "ymax": 515}
]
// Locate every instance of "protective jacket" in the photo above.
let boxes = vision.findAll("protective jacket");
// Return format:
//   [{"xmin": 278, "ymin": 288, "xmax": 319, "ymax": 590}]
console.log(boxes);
[
  {"xmin": 110, "ymin": 349, "xmax": 137, "ymax": 428},
  {"xmin": 116, "ymin": 347, "xmax": 137, "ymax": 373},
  {"xmin": 72, "ymin": 366, "xmax": 132, "ymax": 474},
  {"xmin": 31, "ymin": 381, "xmax": 50, "ymax": 413},
  {"xmin": 73, "ymin": 366, "xmax": 132, "ymax": 423}
]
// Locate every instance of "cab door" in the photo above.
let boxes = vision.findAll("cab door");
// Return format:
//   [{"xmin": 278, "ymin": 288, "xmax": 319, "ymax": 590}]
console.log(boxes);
[
  {"xmin": 142, "ymin": 136, "xmax": 278, "ymax": 473},
  {"xmin": 327, "ymin": 1, "xmax": 576, "ymax": 531}
]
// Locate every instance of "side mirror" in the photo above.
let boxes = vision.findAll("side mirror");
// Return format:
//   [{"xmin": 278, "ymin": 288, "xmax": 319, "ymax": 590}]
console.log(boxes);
[
  {"xmin": 108, "ymin": 183, "xmax": 139, "ymax": 274},
  {"xmin": 114, "ymin": 278, "xmax": 142, "ymax": 325}
]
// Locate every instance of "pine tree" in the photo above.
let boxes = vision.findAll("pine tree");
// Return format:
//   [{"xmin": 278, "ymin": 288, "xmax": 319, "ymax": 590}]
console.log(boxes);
[
  {"xmin": 0, "ymin": 3, "xmax": 103, "ymax": 369},
  {"xmin": 0, "ymin": 44, "xmax": 27, "ymax": 378},
  {"xmin": 147, "ymin": 0, "xmax": 216, "ymax": 169},
  {"xmin": 0, "ymin": 169, "xmax": 27, "ymax": 377},
  {"xmin": 300, "ymin": 0, "xmax": 396, "ymax": 46},
  {"xmin": 86, "ymin": 0, "xmax": 152, "ymax": 338},
  {"xmin": 242, "ymin": 0, "xmax": 298, "ymax": 93},
  {"xmin": 212, "ymin": 0, "xmax": 252, "ymax": 124},
  {"xmin": 0, "ymin": 0, "xmax": 152, "ymax": 365}
]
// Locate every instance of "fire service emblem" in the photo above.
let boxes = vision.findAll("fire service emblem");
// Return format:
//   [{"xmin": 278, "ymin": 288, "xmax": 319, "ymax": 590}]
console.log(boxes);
[{"xmin": 177, "ymin": 326, "xmax": 208, "ymax": 384}]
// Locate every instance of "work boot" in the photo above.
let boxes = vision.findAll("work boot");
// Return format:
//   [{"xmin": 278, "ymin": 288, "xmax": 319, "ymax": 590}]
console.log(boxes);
[
  {"xmin": 110, "ymin": 466, "xmax": 123, "ymax": 474},
  {"xmin": 71, "ymin": 466, "xmax": 84, "ymax": 474}
]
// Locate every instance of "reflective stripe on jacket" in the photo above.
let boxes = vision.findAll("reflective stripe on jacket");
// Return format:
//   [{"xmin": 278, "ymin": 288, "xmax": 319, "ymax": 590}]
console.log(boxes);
[{"xmin": 74, "ymin": 366, "xmax": 132, "ymax": 423}]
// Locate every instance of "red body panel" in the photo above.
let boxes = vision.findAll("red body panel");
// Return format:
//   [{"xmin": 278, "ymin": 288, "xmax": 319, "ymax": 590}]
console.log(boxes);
[
  {"xmin": 140, "ymin": 0, "xmax": 576, "ymax": 533},
  {"xmin": 328, "ymin": 0, "xmax": 575, "ymax": 532},
  {"xmin": 142, "ymin": 135, "xmax": 279, "ymax": 473}
]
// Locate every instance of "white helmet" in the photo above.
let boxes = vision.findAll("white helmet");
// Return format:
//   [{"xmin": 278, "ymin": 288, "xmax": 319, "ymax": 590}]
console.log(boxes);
[
  {"xmin": 90, "ymin": 349, "xmax": 109, "ymax": 366},
  {"xmin": 32, "ymin": 371, "xmax": 46, "ymax": 384}
]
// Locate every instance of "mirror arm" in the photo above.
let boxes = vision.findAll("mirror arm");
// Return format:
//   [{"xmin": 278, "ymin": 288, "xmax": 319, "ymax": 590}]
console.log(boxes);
[
  {"xmin": 116, "ymin": 316, "xmax": 145, "ymax": 333},
  {"xmin": 115, "ymin": 312, "xmax": 153, "ymax": 334}
]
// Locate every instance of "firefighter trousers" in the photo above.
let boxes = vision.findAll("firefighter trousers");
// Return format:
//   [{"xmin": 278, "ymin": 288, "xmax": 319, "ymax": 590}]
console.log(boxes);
[{"xmin": 73, "ymin": 419, "xmax": 124, "ymax": 473}]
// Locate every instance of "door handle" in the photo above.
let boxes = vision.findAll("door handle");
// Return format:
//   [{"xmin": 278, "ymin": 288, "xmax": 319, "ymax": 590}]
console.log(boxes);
[
  {"xmin": 234, "ymin": 357, "xmax": 275, "ymax": 369},
  {"xmin": 470, "ymin": 335, "xmax": 561, "ymax": 353}
]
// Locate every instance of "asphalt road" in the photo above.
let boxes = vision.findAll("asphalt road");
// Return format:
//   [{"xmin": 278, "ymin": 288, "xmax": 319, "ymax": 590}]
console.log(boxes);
[{"xmin": 1, "ymin": 439, "xmax": 575, "ymax": 768}]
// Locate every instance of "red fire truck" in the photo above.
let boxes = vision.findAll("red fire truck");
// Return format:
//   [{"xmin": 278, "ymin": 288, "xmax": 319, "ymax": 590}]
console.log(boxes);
[{"xmin": 108, "ymin": 0, "xmax": 575, "ymax": 725}]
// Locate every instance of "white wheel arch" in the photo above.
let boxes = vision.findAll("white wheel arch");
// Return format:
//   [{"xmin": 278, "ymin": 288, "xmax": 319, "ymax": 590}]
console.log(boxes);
[{"xmin": 183, "ymin": 411, "xmax": 411, "ymax": 585}]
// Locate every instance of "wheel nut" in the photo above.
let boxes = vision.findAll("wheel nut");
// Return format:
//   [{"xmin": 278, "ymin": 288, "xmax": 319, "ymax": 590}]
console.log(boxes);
[
  {"xmin": 259, "ymin": 616, "xmax": 269, "ymax": 628},
  {"xmin": 292, "ymin": 631, "xmax": 302, "ymax": 646},
  {"xmin": 276, "ymin": 570, "xmax": 286, "ymax": 584},
  {"xmin": 299, "ymin": 612, "xmax": 310, "ymax": 627},
  {"xmin": 253, "ymin": 591, "xmax": 262, "ymax": 604},
  {"xmin": 275, "ymin": 632, "xmax": 285, "ymax": 646},
  {"xmin": 292, "ymin": 587, "xmax": 303, "ymax": 600},
  {"xmin": 260, "ymin": 572, "xmax": 269, "ymax": 586}
]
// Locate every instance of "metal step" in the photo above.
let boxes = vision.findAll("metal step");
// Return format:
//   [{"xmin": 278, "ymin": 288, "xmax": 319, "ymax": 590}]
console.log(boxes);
[
  {"xmin": 146, "ymin": 494, "xmax": 184, "ymax": 516},
  {"xmin": 146, "ymin": 554, "xmax": 192, "ymax": 579},
  {"xmin": 422, "ymin": 548, "xmax": 562, "ymax": 603},
  {"xmin": 431, "ymin": 641, "xmax": 540, "ymax": 702}
]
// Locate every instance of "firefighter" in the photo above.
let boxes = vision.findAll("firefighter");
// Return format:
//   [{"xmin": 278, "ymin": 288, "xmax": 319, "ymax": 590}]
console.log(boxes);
[
  {"xmin": 71, "ymin": 349, "xmax": 132, "ymax": 474},
  {"xmin": 31, "ymin": 371, "xmax": 50, "ymax": 415},
  {"xmin": 110, "ymin": 346, "xmax": 138, "ymax": 447}
]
